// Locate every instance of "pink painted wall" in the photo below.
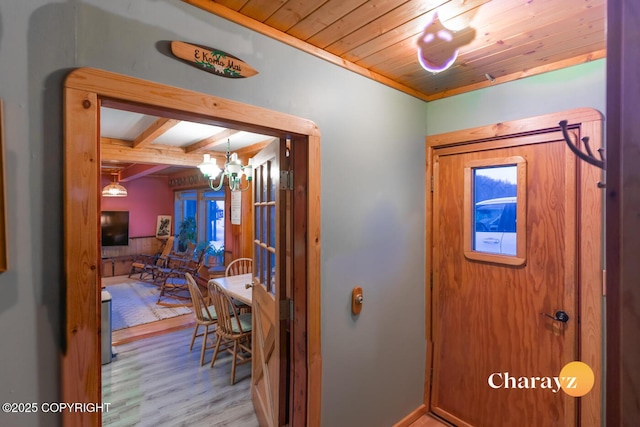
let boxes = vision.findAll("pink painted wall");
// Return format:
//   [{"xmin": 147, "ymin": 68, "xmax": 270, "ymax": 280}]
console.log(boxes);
[{"xmin": 101, "ymin": 175, "xmax": 174, "ymax": 237}]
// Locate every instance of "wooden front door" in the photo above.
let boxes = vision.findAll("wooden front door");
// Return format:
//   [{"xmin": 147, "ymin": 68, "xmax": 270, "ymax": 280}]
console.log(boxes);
[
  {"xmin": 430, "ymin": 130, "xmax": 579, "ymax": 426},
  {"xmin": 251, "ymin": 138, "xmax": 288, "ymax": 427}
]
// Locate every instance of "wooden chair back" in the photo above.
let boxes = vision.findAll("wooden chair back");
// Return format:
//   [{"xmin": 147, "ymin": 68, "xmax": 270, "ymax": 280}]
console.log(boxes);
[
  {"xmin": 185, "ymin": 273, "xmax": 215, "ymax": 324},
  {"xmin": 183, "ymin": 241, "xmax": 196, "ymax": 258},
  {"xmin": 185, "ymin": 272, "xmax": 217, "ymax": 366},
  {"xmin": 208, "ymin": 279, "xmax": 252, "ymax": 383},
  {"xmin": 208, "ymin": 280, "xmax": 248, "ymax": 338},
  {"xmin": 225, "ymin": 257, "xmax": 252, "ymax": 277},
  {"xmin": 156, "ymin": 236, "xmax": 175, "ymax": 267}
]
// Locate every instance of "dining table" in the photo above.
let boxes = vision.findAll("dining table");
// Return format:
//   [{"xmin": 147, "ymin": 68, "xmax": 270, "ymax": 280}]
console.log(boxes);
[{"xmin": 208, "ymin": 273, "xmax": 253, "ymax": 306}]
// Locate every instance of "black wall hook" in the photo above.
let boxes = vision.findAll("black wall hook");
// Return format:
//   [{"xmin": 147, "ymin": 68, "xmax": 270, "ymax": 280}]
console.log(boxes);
[{"xmin": 559, "ymin": 120, "xmax": 606, "ymax": 170}]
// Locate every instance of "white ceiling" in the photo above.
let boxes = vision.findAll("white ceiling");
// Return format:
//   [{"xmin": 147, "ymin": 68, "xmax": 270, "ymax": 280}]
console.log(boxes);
[
  {"xmin": 100, "ymin": 106, "xmax": 276, "ymax": 178},
  {"xmin": 100, "ymin": 106, "xmax": 273, "ymax": 152}
]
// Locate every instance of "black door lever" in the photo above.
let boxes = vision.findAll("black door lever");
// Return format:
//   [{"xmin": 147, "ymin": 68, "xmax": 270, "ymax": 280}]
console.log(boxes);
[{"xmin": 541, "ymin": 310, "xmax": 570, "ymax": 323}]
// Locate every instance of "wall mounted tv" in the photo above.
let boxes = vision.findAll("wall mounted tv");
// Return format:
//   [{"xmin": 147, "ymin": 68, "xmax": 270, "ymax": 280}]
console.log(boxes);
[{"xmin": 101, "ymin": 211, "xmax": 129, "ymax": 246}]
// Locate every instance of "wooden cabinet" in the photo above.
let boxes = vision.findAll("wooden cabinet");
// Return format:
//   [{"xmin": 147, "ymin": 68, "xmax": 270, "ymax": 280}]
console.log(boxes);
[{"xmin": 101, "ymin": 255, "xmax": 134, "ymax": 277}]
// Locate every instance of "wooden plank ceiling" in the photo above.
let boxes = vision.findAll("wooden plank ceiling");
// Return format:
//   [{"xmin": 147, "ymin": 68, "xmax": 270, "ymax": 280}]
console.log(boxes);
[
  {"xmin": 102, "ymin": 0, "xmax": 606, "ymax": 180},
  {"xmin": 183, "ymin": 0, "xmax": 606, "ymax": 101}
]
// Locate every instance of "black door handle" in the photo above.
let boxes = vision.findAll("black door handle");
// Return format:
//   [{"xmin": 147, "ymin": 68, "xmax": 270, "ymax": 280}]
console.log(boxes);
[{"xmin": 541, "ymin": 310, "xmax": 570, "ymax": 323}]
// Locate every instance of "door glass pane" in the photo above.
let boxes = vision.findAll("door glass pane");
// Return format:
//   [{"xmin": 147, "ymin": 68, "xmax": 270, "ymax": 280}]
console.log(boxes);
[
  {"xmin": 262, "ymin": 162, "xmax": 269, "ymax": 203},
  {"xmin": 254, "ymin": 242, "xmax": 262, "ymax": 281},
  {"xmin": 206, "ymin": 199, "xmax": 225, "ymax": 250},
  {"xmin": 270, "ymin": 161, "xmax": 277, "ymax": 201},
  {"xmin": 473, "ymin": 165, "xmax": 517, "ymax": 256},
  {"xmin": 269, "ymin": 204, "xmax": 276, "ymax": 249},
  {"xmin": 262, "ymin": 205, "xmax": 268, "ymax": 245},
  {"xmin": 254, "ymin": 205, "xmax": 260, "ymax": 241},
  {"xmin": 262, "ymin": 248, "xmax": 269, "ymax": 290},
  {"xmin": 184, "ymin": 199, "xmax": 197, "ymax": 221},
  {"xmin": 269, "ymin": 251, "xmax": 276, "ymax": 295},
  {"xmin": 254, "ymin": 164, "xmax": 262, "ymax": 203}
]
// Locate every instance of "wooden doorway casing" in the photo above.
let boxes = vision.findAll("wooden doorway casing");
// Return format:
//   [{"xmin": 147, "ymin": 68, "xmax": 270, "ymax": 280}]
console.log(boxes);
[
  {"xmin": 425, "ymin": 108, "xmax": 603, "ymax": 426},
  {"xmin": 62, "ymin": 67, "xmax": 322, "ymax": 427}
]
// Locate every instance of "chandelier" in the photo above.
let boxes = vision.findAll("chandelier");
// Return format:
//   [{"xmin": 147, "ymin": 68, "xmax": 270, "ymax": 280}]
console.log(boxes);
[
  {"xmin": 198, "ymin": 139, "xmax": 252, "ymax": 192},
  {"xmin": 102, "ymin": 172, "xmax": 128, "ymax": 197}
]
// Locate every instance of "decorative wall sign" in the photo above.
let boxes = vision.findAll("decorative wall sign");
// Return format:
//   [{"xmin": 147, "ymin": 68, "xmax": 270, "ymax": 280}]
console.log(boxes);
[
  {"xmin": 231, "ymin": 190, "xmax": 241, "ymax": 225},
  {"xmin": 170, "ymin": 40, "xmax": 258, "ymax": 78},
  {"xmin": 168, "ymin": 170, "xmax": 211, "ymax": 189}
]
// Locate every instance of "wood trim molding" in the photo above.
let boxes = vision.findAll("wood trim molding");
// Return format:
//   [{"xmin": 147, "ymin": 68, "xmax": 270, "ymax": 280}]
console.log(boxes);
[
  {"xmin": 63, "ymin": 67, "xmax": 322, "ymax": 426},
  {"xmin": 462, "ymin": 156, "xmax": 527, "ymax": 266},
  {"xmin": 181, "ymin": 0, "xmax": 605, "ymax": 102},
  {"xmin": 426, "ymin": 49, "xmax": 606, "ymax": 101},
  {"xmin": 425, "ymin": 108, "xmax": 603, "ymax": 427},
  {"xmin": 605, "ymin": 1, "xmax": 640, "ymax": 424},
  {"xmin": 393, "ymin": 404, "xmax": 428, "ymax": 427}
]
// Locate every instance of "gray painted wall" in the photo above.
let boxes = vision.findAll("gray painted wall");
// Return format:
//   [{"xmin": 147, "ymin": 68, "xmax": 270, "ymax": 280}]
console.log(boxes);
[
  {"xmin": 0, "ymin": 1, "xmax": 426, "ymax": 426},
  {"xmin": 0, "ymin": 2, "xmax": 606, "ymax": 426},
  {"xmin": 426, "ymin": 59, "xmax": 606, "ymax": 135},
  {"xmin": 0, "ymin": 1, "xmax": 76, "ymax": 427}
]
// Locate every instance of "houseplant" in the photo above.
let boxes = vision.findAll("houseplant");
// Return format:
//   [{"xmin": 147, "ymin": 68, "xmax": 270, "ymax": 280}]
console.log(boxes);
[
  {"xmin": 210, "ymin": 244, "xmax": 225, "ymax": 266},
  {"xmin": 177, "ymin": 217, "xmax": 197, "ymax": 252},
  {"xmin": 195, "ymin": 241, "xmax": 224, "ymax": 267}
]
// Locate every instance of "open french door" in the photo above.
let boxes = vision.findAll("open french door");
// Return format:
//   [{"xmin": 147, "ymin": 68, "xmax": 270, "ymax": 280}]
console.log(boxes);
[{"xmin": 250, "ymin": 138, "xmax": 288, "ymax": 427}]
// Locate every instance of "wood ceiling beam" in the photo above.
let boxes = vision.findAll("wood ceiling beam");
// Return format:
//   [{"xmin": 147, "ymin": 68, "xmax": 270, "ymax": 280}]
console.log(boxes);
[
  {"xmin": 185, "ymin": 128, "xmax": 241, "ymax": 153},
  {"xmin": 132, "ymin": 117, "xmax": 180, "ymax": 148},
  {"xmin": 235, "ymin": 138, "xmax": 273, "ymax": 157},
  {"xmin": 101, "ymin": 137, "xmax": 225, "ymax": 166},
  {"xmin": 118, "ymin": 164, "xmax": 172, "ymax": 182}
]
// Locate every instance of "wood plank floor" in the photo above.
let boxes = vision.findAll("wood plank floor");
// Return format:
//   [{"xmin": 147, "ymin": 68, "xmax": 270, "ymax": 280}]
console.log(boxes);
[{"xmin": 102, "ymin": 325, "xmax": 258, "ymax": 427}]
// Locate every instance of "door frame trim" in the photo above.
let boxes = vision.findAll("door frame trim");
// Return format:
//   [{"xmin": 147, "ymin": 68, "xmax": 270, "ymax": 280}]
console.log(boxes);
[
  {"xmin": 425, "ymin": 108, "xmax": 603, "ymax": 426},
  {"xmin": 62, "ymin": 67, "xmax": 322, "ymax": 426}
]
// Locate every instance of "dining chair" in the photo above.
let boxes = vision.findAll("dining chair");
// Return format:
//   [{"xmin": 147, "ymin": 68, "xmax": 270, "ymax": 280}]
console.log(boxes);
[
  {"xmin": 208, "ymin": 279, "xmax": 252, "ymax": 384},
  {"xmin": 225, "ymin": 257, "xmax": 252, "ymax": 277},
  {"xmin": 224, "ymin": 257, "xmax": 253, "ymax": 313},
  {"xmin": 185, "ymin": 273, "xmax": 217, "ymax": 366}
]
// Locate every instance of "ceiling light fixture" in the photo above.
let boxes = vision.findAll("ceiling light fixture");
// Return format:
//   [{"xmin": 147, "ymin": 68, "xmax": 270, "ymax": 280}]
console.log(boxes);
[
  {"xmin": 417, "ymin": 11, "xmax": 477, "ymax": 74},
  {"xmin": 417, "ymin": 13, "xmax": 459, "ymax": 73},
  {"xmin": 102, "ymin": 172, "xmax": 128, "ymax": 197},
  {"xmin": 198, "ymin": 139, "xmax": 252, "ymax": 192}
]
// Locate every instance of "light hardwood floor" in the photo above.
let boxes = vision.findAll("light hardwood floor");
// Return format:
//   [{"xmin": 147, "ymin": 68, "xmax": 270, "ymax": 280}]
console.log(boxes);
[{"xmin": 102, "ymin": 325, "xmax": 258, "ymax": 426}]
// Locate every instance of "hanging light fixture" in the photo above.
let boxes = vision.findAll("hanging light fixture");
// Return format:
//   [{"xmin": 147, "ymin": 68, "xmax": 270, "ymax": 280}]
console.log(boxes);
[
  {"xmin": 102, "ymin": 172, "xmax": 128, "ymax": 197},
  {"xmin": 198, "ymin": 139, "xmax": 252, "ymax": 192}
]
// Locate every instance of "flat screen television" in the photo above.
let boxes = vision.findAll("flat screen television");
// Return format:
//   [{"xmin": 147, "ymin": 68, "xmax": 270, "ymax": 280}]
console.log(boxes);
[{"xmin": 101, "ymin": 211, "xmax": 129, "ymax": 246}]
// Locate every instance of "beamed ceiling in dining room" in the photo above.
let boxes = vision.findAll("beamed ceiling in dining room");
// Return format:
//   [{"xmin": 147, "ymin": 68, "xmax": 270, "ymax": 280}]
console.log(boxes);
[{"xmin": 183, "ymin": 0, "xmax": 606, "ymax": 101}]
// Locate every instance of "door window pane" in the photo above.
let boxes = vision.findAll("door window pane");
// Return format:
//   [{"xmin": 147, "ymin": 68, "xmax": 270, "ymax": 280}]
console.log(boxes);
[
  {"xmin": 463, "ymin": 156, "xmax": 527, "ymax": 266},
  {"xmin": 473, "ymin": 166, "xmax": 517, "ymax": 256}
]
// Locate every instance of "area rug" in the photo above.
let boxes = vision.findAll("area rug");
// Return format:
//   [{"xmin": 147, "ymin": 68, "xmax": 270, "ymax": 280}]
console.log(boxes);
[{"xmin": 103, "ymin": 276, "xmax": 192, "ymax": 331}]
